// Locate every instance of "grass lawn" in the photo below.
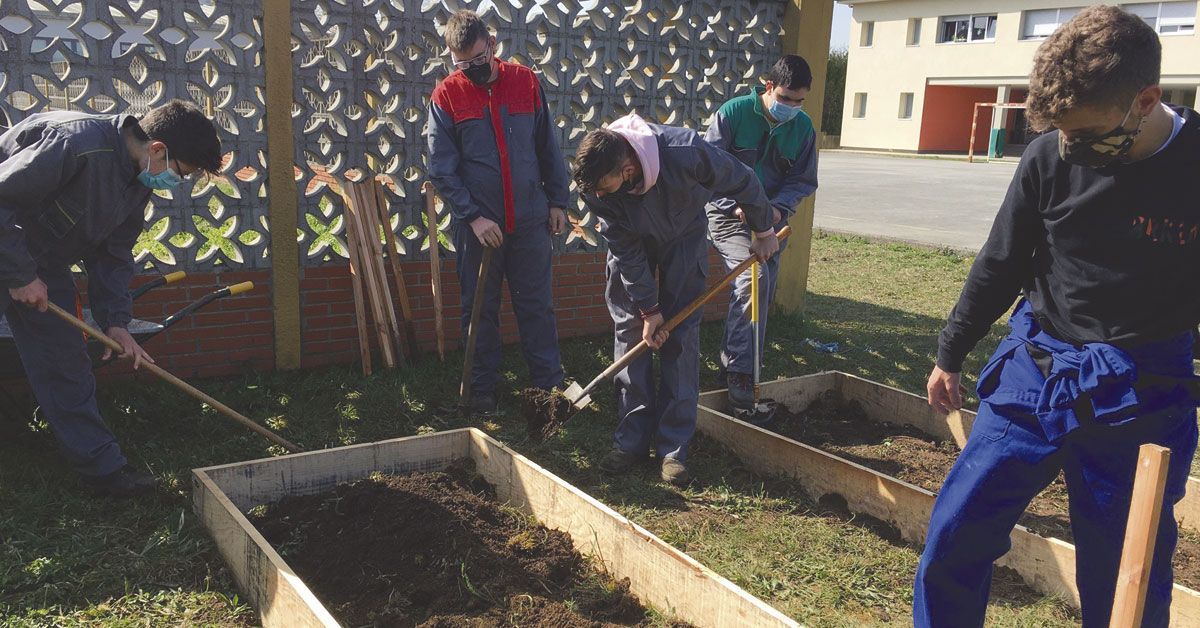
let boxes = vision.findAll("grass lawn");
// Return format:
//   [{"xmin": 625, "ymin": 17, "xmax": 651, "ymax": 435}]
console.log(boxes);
[{"xmin": 0, "ymin": 234, "xmax": 1076, "ymax": 626}]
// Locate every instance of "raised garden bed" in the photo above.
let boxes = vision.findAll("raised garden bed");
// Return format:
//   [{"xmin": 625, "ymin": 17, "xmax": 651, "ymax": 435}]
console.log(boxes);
[
  {"xmin": 192, "ymin": 428, "xmax": 796, "ymax": 627},
  {"xmin": 697, "ymin": 372, "xmax": 1200, "ymax": 625}
]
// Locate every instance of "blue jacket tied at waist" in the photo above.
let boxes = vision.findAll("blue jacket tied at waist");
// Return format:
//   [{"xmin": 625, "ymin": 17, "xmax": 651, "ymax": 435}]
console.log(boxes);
[{"xmin": 978, "ymin": 299, "xmax": 1200, "ymax": 443}]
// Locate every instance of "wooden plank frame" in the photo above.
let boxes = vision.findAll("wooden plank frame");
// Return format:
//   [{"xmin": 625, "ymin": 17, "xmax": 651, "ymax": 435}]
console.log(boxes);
[
  {"xmin": 193, "ymin": 429, "xmax": 797, "ymax": 628},
  {"xmin": 697, "ymin": 372, "xmax": 1200, "ymax": 625}
]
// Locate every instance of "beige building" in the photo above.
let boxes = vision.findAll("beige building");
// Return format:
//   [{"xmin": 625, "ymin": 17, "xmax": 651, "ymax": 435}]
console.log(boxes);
[{"xmin": 840, "ymin": 0, "xmax": 1200, "ymax": 156}]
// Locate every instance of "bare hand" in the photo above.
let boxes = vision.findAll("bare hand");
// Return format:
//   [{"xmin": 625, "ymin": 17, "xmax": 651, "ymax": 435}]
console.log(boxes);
[
  {"xmin": 103, "ymin": 326, "xmax": 155, "ymax": 370},
  {"xmin": 10, "ymin": 278, "xmax": 49, "ymax": 312},
  {"xmin": 642, "ymin": 312, "xmax": 668, "ymax": 349},
  {"xmin": 548, "ymin": 207, "xmax": 568, "ymax": 235},
  {"xmin": 926, "ymin": 366, "xmax": 962, "ymax": 415},
  {"xmin": 749, "ymin": 231, "xmax": 780, "ymax": 264},
  {"xmin": 734, "ymin": 207, "xmax": 782, "ymax": 226},
  {"xmin": 470, "ymin": 216, "xmax": 504, "ymax": 248}
]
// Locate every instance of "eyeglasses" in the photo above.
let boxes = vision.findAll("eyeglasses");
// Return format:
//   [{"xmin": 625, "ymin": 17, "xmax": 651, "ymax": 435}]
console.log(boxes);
[{"xmin": 450, "ymin": 46, "xmax": 491, "ymax": 71}]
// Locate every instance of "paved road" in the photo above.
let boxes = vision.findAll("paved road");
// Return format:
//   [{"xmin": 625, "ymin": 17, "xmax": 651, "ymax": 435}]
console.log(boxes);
[{"xmin": 814, "ymin": 151, "xmax": 1018, "ymax": 252}]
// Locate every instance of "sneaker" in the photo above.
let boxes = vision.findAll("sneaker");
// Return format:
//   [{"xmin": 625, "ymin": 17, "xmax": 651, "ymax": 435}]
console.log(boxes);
[
  {"xmin": 726, "ymin": 372, "xmax": 754, "ymax": 411},
  {"xmin": 598, "ymin": 448, "xmax": 641, "ymax": 474},
  {"xmin": 469, "ymin": 392, "xmax": 498, "ymax": 415},
  {"xmin": 82, "ymin": 465, "xmax": 157, "ymax": 498},
  {"xmin": 660, "ymin": 457, "xmax": 691, "ymax": 486}
]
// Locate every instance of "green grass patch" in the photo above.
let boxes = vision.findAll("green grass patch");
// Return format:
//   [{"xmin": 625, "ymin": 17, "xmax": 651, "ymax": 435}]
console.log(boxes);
[{"xmin": 0, "ymin": 234, "xmax": 1071, "ymax": 625}]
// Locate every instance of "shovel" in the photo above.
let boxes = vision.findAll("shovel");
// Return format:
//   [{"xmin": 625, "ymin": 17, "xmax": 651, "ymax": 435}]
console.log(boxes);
[
  {"xmin": 459, "ymin": 247, "xmax": 494, "ymax": 405},
  {"xmin": 557, "ymin": 225, "xmax": 792, "ymax": 421}
]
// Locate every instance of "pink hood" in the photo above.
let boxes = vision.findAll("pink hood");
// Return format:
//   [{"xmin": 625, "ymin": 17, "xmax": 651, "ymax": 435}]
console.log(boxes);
[{"xmin": 606, "ymin": 112, "xmax": 660, "ymax": 194}]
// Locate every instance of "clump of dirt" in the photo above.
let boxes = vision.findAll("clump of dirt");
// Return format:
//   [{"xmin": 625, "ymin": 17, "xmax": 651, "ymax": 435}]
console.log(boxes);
[
  {"xmin": 252, "ymin": 460, "xmax": 673, "ymax": 627},
  {"xmin": 520, "ymin": 387, "xmax": 575, "ymax": 440},
  {"xmin": 769, "ymin": 390, "xmax": 1198, "ymax": 590}
]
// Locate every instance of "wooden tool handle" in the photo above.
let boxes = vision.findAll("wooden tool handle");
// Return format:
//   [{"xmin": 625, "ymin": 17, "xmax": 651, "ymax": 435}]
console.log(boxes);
[
  {"xmin": 46, "ymin": 302, "xmax": 303, "ymax": 453},
  {"xmin": 580, "ymin": 225, "xmax": 791, "ymax": 395},
  {"xmin": 1110, "ymin": 443, "xmax": 1171, "ymax": 628},
  {"xmin": 459, "ymin": 247, "xmax": 494, "ymax": 402}
]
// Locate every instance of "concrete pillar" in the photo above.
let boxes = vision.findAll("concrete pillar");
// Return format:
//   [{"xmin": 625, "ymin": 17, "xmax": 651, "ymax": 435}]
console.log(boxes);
[
  {"xmin": 264, "ymin": 0, "xmax": 302, "ymax": 369},
  {"xmin": 774, "ymin": 0, "xmax": 835, "ymax": 315},
  {"xmin": 987, "ymin": 85, "xmax": 1012, "ymax": 160}
]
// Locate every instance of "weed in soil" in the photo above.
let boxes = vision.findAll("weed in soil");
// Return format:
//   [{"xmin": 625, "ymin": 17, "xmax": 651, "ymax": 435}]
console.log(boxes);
[
  {"xmin": 520, "ymin": 387, "xmax": 575, "ymax": 440},
  {"xmin": 250, "ymin": 459, "xmax": 682, "ymax": 627},
  {"xmin": 768, "ymin": 390, "xmax": 1200, "ymax": 590}
]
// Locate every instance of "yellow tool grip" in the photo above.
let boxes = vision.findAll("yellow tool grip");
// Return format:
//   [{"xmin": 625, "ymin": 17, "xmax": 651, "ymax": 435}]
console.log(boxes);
[
  {"xmin": 164, "ymin": 271, "xmax": 187, "ymax": 284},
  {"xmin": 228, "ymin": 281, "xmax": 255, "ymax": 296},
  {"xmin": 750, "ymin": 261, "xmax": 759, "ymax": 324}
]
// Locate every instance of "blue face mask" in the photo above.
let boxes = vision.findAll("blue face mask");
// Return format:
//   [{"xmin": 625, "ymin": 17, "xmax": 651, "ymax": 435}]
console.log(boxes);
[
  {"xmin": 138, "ymin": 146, "xmax": 184, "ymax": 190},
  {"xmin": 768, "ymin": 98, "xmax": 802, "ymax": 123}
]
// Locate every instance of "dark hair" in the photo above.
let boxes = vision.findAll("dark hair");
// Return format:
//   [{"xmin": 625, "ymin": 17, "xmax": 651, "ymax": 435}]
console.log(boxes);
[
  {"xmin": 140, "ymin": 99, "xmax": 222, "ymax": 174},
  {"xmin": 764, "ymin": 55, "xmax": 813, "ymax": 90},
  {"xmin": 572, "ymin": 129, "xmax": 629, "ymax": 193},
  {"xmin": 445, "ymin": 10, "xmax": 491, "ymax": 53},
  {"xmin": 1027, "ymin": 5, "xmax": 1161, "ymax": 132}
]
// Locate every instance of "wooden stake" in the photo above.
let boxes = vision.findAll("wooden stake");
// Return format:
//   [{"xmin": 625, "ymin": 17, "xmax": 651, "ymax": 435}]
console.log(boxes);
[
  {"xmin": 423, "ymin": 182, "xmax": 445, "ymax": 362},
  {"xmin": 372, "ymin": 179, "xmax": 419, "ymax": 358},
  {"xmin": 340, "ymin": 188, "xmax": 373, "ymax": 376},
  {"xmin": 344, "ymin": 184, "xmax": 396, "ymax": 368},
  {"xmin": 354, "ymin": 181, "xmax": 404, "ymax": 367},
  {"xmin": 1111, "ymin": 444, "xmax": 1172, "ymax": 628}
]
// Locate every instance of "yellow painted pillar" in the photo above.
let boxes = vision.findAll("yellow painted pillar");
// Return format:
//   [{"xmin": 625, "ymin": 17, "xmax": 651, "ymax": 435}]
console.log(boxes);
[
  {"xmin": 263, "ymin": 0, "xmax": 302, "ymax": 369},
  {"xmin": 774, "ymin": 0, "xmax": 835, "ymax": 314}
]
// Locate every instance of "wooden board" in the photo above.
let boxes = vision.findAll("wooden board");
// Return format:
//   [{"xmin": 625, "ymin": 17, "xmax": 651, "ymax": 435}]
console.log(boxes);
[
  {"xmin": 193, "ymin": 429, "xmax": 795, "ymax": 628},
  {"xmin": 697, "ymin": 372, "xmax": 1200, "ymax": 625}
]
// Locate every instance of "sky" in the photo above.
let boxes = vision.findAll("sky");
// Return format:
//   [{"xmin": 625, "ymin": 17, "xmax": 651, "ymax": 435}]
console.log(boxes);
[{"xmin": 831, "ymin": 2, "xmax": 853, "ymax": 51}]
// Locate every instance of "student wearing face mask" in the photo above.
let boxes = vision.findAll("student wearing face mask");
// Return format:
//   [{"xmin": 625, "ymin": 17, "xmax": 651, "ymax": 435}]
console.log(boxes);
[
  {"xmin": 703, "ymin": 55, "xmax": 817, "ymax": 414},
  {"xmin": 0, "ymin": 99, "xmax": 221, "ymax": 497},
  {"xmin": 426, "ymin": 10, "xmax": 570, "ymax": 414},
  {"xmin": 572, "ymin": 114, "xmax": 779, "ymax": 485},
  {"xmin": 917, "ymin": 7, "xmax": 1200, "ymax": 626}
]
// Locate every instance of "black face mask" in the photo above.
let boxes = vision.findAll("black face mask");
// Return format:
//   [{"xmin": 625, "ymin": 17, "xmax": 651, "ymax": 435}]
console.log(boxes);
[
  {"xmin": 464, "ymin": 60, "xmax": 493, "ymax": 86},
  {"xmin": 614, "ymin": 178, "xmax": 636, "ymax": 195}
]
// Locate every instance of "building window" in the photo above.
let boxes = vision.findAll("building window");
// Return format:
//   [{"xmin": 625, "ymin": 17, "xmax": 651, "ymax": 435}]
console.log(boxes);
[
  {"xmin": 907, "ymin": 18, "xmax": 922, "ymax": 45},
  {"xmin": 860, "ymin": 21, "xmax": 874, "ymax": 47},
  {"xmin": 938, "ymin": 14, "xmax": 997, "ymax": 43},
  {"xmin": 853, "ymin": 93, "xmax": 868, "ymax": 118},
  {"xmin": 898, "ymin": 93, "xmax": 914, "ymax": 119},
  {"xmin": 1021, "ymin": 7, "xmax": 1082, "ymax": 39},
  {"xmin": 1122, "ymin": 2, "xmax": 1196, "ymax": 35}
]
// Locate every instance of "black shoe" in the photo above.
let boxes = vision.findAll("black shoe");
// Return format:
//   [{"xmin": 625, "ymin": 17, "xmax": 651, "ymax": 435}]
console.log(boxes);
[
  {"xmin": 726, "ymin": 372, "xmax": 754, "ymax": 411},
  {"xmin": 469, "ymin": 392, "xmax": 498, "ymax": 415},
  {"xmin": 82, "ymin": 465, "xmax": 157, "ymax": 498},
  {"xmin": 598, "ymin": 448, "xmax": 641, "ymax": 474},
  {"xmin": 660, "ymin": 457, "xmax": 691, "ymax": 486}
]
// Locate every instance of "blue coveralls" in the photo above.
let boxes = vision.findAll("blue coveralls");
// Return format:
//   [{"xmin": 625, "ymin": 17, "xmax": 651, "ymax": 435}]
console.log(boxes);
[
  {"xmin": 582, "ymin": 123, "xmax": 773, "ymax": 461},
  {"xmin": 704, "ymin": 88, "xmax": 818, "ymax": 376},
  {"xmin": 0, "ymin": 112, "xmax": 152, "ymax": 477},
  {"xmin": 914, "ymin": 300, "xmax": 1200, "ymax": 627},
  {"xmin": 426, "ymin": 59, "xmax": 570, "ymax": 394}
]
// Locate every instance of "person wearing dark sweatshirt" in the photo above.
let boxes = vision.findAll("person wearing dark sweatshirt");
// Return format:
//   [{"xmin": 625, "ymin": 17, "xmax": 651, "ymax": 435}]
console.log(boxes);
[
  {"xmin": 572, "ymin": 112, "xmax": 778, "ymax": 485},
  {"xmin": 0, "ymin": 100, "xmax": 221, "ymax": 497},
  {"xmin": 916, "ymin": 7, "xmax": 1200, "ymax": 626}
]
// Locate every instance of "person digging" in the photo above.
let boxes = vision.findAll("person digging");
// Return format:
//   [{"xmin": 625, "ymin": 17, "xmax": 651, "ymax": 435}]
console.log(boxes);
[
  {"xmin": 572, "ymin": 112, "xmax": 778, "ymax": 486},
  {"xmin": 917, "ymin": 7, "xmax": 1200, "ymax": 626},
  {"xmin": 425, "ymin": 10, "xmax": 571, "ymax": 415},
  {"xmin": 704, "ymin": 54, "xmax": 818, "ymax": 420},
  {"xmin": 0, "ymin": 100, "xmax": 221, "ymax": 498}
]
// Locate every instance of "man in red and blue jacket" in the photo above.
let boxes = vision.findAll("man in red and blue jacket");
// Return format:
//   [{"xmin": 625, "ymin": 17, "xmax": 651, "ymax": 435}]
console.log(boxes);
[{"xmin": 425, "ymin": 10, "xmax": 570, "ymax": 413}]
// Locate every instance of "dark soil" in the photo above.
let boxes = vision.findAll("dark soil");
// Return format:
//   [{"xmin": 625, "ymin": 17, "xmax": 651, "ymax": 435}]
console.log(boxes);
[
  {"xmin": 768, "ymin": 391, "xmax": 1200, "ymax": 591},
  {"xmin": 252, "ymin": 460, "xmax": 680, "ymax": 627},
  {"xmin": 520, "ymin": 387, "xmax": 576, "ymax": 440}
]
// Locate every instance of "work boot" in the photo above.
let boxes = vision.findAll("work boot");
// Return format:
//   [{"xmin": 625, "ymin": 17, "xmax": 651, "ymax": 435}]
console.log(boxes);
[
  {"xmin": 660, "ymin": 457, "xmax": 690, "ymax": 487},
  {"xmin": 726, "ymin": 372, "xmax": 755, "ymax": 411},
  {"xmin": 598, "ymin": 448, "xmax": 641, "ymax": 475},
  {"xmin": 82, "ymin": 465, "xmax": 157, "ymax": 498},
  {"xmin": 469, "ymin": 392, "xmax": 497, "ymax": 415}
]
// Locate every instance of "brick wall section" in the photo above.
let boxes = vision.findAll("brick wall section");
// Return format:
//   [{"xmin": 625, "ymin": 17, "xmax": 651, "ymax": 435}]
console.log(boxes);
[{"xmin": 78, "ymin": 251, "xmax": 736, "ymax": 379}]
